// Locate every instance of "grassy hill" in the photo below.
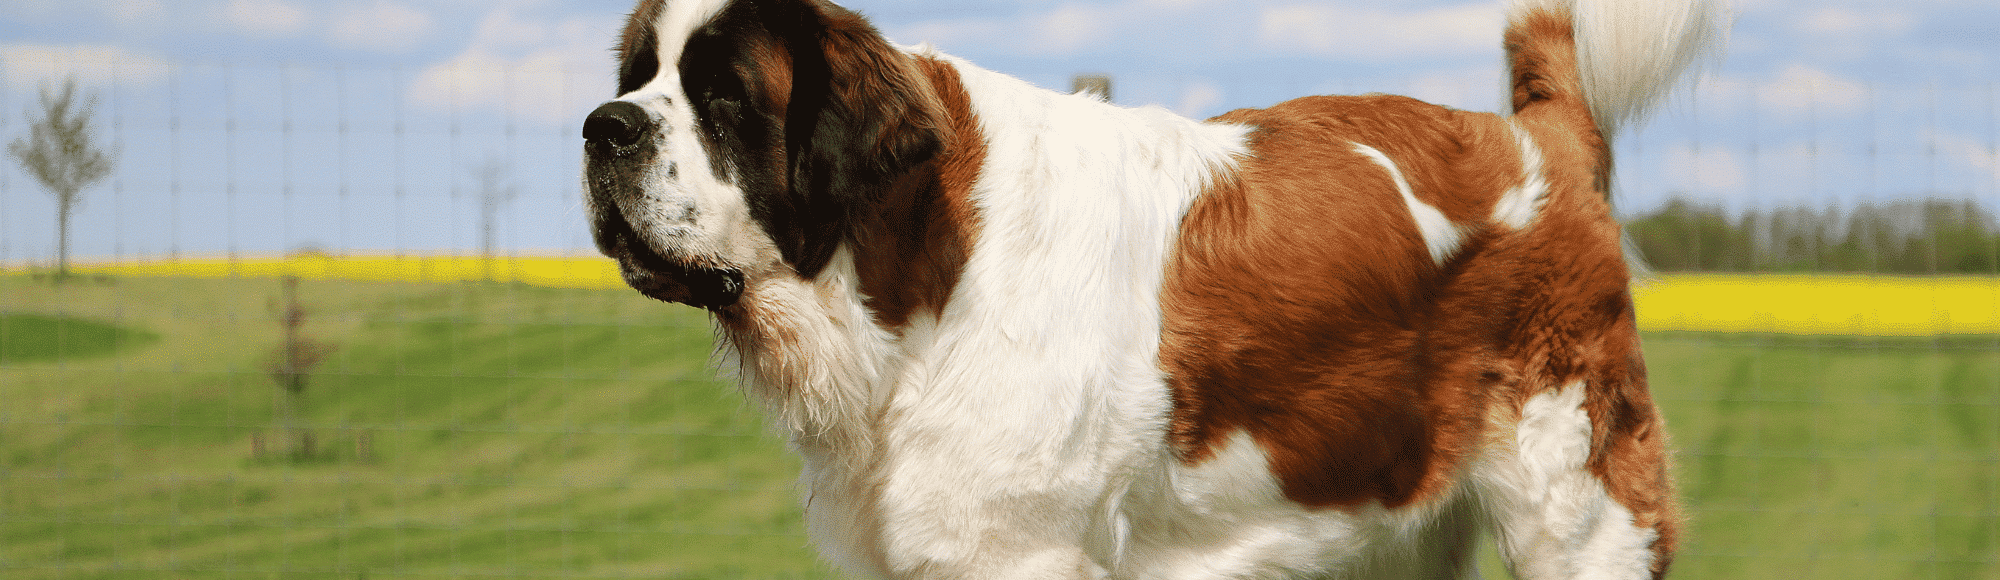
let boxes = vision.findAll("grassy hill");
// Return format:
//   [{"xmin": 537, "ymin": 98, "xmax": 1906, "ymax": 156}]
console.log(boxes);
[
  {"xmin": 1, "ymin": 275, "xmax": 836, "ymax": 579},
  {"xmin": 1, "ymin": 275, "xmax": 1994, "ymax": 579}
]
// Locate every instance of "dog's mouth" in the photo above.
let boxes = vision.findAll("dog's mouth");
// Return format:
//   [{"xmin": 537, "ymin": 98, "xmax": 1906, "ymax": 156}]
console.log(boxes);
[{"xmin": 593, "ymin": 209, "xmax": 744, "ymax": 310}]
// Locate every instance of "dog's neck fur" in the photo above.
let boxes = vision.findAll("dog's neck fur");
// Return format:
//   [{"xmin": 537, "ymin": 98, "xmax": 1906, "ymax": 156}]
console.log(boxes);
[
  {"xmin": 715, "ymin": 246, "xmax": 897, "ymax": 460},
  {"xmin": 709, "ymin": 48, "xmax": 1249, "ymax": 465}
]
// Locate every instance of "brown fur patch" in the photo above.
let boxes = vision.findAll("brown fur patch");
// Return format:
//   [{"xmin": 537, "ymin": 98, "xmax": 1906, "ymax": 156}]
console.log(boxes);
[
  {"xmin": 1162, "ymin": 96, "xmax": 1525, "ymax": 509},
  {"xmin": 1164, "ymin": 22, "xmax": 1678, "ymax": 557},
  {"xmin": 848, "ymin": 55, "xmax": 986, "ymax": 329},
  {"xmin": 1507, "ymin": 9, "xmax": 1582, "ymax": 117}
]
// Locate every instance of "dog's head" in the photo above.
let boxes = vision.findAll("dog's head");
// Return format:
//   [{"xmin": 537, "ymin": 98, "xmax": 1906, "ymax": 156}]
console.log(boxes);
[{"xmin": 584, "ymin": 0, "xmax": 947, "ymax": 309}]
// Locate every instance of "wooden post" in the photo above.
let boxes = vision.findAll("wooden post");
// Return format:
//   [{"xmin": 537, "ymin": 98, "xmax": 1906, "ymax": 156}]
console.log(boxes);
[{"xmin": 1072, "ymin": 74, "xmax": 1113, "ymax": 102}]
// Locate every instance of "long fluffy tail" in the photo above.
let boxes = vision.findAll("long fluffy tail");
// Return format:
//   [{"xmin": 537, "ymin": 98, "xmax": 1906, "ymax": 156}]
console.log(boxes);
[{"xmin": 1506, "ymin": 0, "xmax": 1724, "ymax": 139}]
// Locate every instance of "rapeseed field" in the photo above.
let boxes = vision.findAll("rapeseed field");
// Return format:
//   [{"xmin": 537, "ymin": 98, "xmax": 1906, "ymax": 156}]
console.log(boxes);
[{"xmin": 45, "ymin": 254, "xmax": 2000, "ymax": 336}]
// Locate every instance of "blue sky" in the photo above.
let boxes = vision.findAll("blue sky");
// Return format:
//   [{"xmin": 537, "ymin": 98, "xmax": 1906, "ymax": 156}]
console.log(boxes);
[{"xmin": 1, "ymin": 0, "xmax": 1997, "ymax": 260}]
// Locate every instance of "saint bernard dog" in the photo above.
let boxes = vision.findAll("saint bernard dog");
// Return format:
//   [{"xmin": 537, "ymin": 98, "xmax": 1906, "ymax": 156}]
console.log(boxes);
[{"xmin": 581, "ymin": 0, "xmax": 1721, "ymax": 577}]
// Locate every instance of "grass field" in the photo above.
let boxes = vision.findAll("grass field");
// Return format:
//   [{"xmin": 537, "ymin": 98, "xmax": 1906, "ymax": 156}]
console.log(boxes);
[
  {"xmin": 1, "ymin": 274, "xmax": 835, "ymax": 579},
  {"xmin": 2, "ymin": 273, "xmax": 1996, "ymax": 579}
]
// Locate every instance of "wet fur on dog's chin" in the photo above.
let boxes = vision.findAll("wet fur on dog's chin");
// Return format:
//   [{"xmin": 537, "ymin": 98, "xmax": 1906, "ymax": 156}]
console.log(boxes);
[
  {"xmin": 617, "ymin": 254, "xmax": 744, "ymax": 309},
  {"xmin": 596, "ymin": 217, "xmax": 745, "ymax": 309}
]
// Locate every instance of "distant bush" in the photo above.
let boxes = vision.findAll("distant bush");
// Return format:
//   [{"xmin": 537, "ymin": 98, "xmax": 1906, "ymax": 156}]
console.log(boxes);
[{"xmin": 1624, "ymin": 197, "xmax": 2000, "ymax": 274}]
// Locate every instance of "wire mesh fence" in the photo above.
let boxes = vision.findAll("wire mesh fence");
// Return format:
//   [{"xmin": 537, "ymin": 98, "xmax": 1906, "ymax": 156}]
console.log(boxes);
[{"xmin": 0, "ymin": 56, "xmax": 1996, "ymax": 580}]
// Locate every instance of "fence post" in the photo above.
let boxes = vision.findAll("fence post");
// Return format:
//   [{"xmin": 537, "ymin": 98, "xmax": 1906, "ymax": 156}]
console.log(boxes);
[{"xmin": 1072, "ymin": 74, "xmax": 1113, "ymax": 102}]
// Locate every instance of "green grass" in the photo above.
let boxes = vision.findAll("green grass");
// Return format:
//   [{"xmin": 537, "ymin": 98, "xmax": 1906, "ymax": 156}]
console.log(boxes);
[
  {"xmin": 1640, "ymin": 332, "xmax": 2000, "ymax": 580},
  {"xmin": 0, "ymin": 312, "xmax": 160, "ymax": 363},
  {"xmin": 3, "ymin": 275, "xmax": 1996, "ymax": 579},
  {"xmin": 1, "ymin": 275, "xmax": 834, "ymax": 580}
]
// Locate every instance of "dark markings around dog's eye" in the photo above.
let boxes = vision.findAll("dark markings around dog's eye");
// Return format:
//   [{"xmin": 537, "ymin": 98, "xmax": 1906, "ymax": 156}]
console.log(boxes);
[
  {"xmin": 666, "ymin": 162, "xmax": 678, "ymax": 179},
  {"xmin": 614, "ymin": 0, "xmax": 665, "ymax": 96},
  {"xmin": 618, "ymin": 44, "xmax": 660, "ymax": 96}
]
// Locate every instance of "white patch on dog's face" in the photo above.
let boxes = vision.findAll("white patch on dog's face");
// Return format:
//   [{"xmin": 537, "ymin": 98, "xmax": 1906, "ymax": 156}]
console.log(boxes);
[
  {"xmin": 583, "ymin": 0, "xmax": 774, "ymax": 308},
  {"xmin": 613, "ymin": 89, "xmax": 755, "ymax": 262}
]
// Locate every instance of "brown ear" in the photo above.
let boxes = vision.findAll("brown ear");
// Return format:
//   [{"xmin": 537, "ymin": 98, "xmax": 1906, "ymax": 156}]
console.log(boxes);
[{"xmin": 779, "ymin": 2, "xmax": 949, "ymax": 278}]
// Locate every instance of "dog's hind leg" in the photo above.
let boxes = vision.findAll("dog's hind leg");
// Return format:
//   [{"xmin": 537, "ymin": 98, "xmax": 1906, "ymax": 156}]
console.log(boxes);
[{"xmin": 1469, "ymin": 380, "xmax": 1677, "ymax": 580}]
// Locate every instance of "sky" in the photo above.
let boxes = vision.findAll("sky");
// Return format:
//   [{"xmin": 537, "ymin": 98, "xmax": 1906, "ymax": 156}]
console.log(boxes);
[{"xmin": 1, "ymin": 0, "xmax": 1998, "ymax": 260}]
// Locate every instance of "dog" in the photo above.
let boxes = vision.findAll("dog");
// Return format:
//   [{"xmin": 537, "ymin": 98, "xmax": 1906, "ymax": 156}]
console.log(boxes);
[{"xmin": 581, "ymin": 0, "xmax": 1719, "ymax": 577}]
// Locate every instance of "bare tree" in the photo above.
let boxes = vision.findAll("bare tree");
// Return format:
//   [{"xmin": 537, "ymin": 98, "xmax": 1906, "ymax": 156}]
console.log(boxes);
[
  {"xmin": 268, "ymin": 276, "xmax": 336, "ymax": 459},
  {"xmin": 472, "ymin": 157, "xmax": 519, "ymax": 281},
  {"xmin": 6, "ymin": 78, "xmax": 116, "ymax": 281}
]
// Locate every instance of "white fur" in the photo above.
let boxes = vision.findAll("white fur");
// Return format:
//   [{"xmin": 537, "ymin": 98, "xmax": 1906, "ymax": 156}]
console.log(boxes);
[
  {"xmin": 1119, "ymin": 431, "xmax": 1477, "ymax": 580},
  {"xmin": 849, "ymin": 50, "xmax": 1252, "ymax": 579},
  {"xmin": 1352, "ymin": 143, "xmax": 1467, "ymax": 265},
  {"xmin": 1492, "ymin": 120, "xmax": 1550, "ymax": 230},
  {"xmin": 1472, "ymin": 382, "xmax": 1660, "ymax": 579}
]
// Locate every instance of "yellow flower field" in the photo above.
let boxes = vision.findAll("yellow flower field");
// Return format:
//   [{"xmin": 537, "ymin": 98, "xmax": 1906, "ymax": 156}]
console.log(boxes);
[
  {"xmin": 54, "ymin": 253, "xmax": 627, "ymax": 291},
  {"xmin": 13, "ymin": 255, "xmax": 2000, "ymax": 336},
  {"xmin": 1632, "ymin": 273, "xmax": 2000, "ymax": 336}
]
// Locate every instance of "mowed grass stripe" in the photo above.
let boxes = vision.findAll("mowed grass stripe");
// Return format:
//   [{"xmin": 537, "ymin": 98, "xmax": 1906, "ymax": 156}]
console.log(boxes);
[{"xmin": 23, "ymin": 256, "xmax": 2000, "ymax": 335}]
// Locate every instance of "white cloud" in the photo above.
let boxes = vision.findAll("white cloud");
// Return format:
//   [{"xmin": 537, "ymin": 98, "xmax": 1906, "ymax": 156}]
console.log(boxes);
[
  {"xmin": 1035, "ymin": 4, "xmax": 1115, "ymax": 54},
  {"xmin": 1662, "ymin": 144, "xmax": 1748, "ymax": 195},
  {"xmin": 409, "ymin": 9, "xmax": 618, "ymax": 125},
  {"xmin": 1, "ymin": 0, "xmax": 69, "ymax": 20},
  {"xmin": 1174, "ymin": 80, "xmax": 1225, "ymax": 117},
  {"xmin": 227, "ymin": 0, "xmax": 311, "ymax": 39},
  {"xmin": 0, "ymin": 44, "xmax": 173, "ymax": 92},
  {"xmin": 330, "ymin": 1, "xmax": 435, "ymax": 53},
  {"xmin": 1797, "ymin": 7, "xmax": 1917, "ymax": 36},
  {"xmin": 893, "ymin": 18, "xmax": 1003, "ymax": 52},
  {"xmin": 1139, "ymin": 0, "xmax": 1232, "ymax": 7},
  {"xmin": 1756, "ymin": 64, "xmax": 1869, "ymax": 118},
  {"xmin": 106, "ymin": 0, "xmax": 167, "ymax": 30},
  {"xmin": 1258, "ymin": 3, "xmax": 1500, "ymax": 60},
  {"xmin": 1933, "ymin": 131, "xmax": 2000, "ymax": 188},
  {"xmin": 1404, "ymin": 67, "xmax": 1504, "ymax": 112},
  {"xmin": 893, "ymin": 3, "xmax": 1120, "ymax": 56}
]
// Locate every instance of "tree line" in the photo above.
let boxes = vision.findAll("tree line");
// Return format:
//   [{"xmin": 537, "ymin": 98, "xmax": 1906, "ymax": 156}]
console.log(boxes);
[{"xmin": 1623, "ymin": 196, "xmax": 2000, "ymax": 274}]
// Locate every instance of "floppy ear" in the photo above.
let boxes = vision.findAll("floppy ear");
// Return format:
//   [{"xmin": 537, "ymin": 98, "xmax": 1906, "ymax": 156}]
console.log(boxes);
[{"xmin": 779, "ymin": 2, "xmax": 948, "ymax": 279}]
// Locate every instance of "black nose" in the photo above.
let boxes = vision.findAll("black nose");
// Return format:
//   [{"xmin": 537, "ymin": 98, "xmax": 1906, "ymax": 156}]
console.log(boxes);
[{"xmin": 583, "ymin": 101, "xmax": 650, "ymax": 149}]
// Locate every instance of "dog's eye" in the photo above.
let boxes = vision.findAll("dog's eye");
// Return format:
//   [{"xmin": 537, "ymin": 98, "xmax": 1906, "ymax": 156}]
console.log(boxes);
[
  {"xmin": 700, "ymin": 83, "xmax": 746, "ymax": 125},
  {"xmin": 710, "ymin": 97, "xmax": 741, "ymax": 121}
]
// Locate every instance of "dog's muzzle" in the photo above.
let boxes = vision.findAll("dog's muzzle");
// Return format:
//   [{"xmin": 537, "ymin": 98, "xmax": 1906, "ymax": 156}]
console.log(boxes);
[{"xmin": 583, "ymin": 101, "xmax": 745, "ymax": 309}]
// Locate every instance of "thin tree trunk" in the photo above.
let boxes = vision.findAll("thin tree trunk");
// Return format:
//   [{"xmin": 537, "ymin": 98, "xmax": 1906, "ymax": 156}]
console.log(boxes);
[
  {"xmin": 482, "ymin": 212, "xmax": 496, "ymax": 282},
  {"xmin": 56, "ymin": 195, "xmax": 71, "ymax": 281}
]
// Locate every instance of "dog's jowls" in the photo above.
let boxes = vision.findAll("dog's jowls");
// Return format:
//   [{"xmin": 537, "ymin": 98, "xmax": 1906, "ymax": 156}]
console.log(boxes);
[{"xmin": 581, "ymin": 0, "xmax": 1721, "ymax": 577}]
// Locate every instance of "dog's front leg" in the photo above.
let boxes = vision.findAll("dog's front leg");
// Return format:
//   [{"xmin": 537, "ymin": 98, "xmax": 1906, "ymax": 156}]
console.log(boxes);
[
  {"xmin": 860, "ymin": 393, "xmax": 1134, "ymax": 580},
  {"xmin": 873, "ymin": 468, "xmax": 1112, "ymax": 580}
]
